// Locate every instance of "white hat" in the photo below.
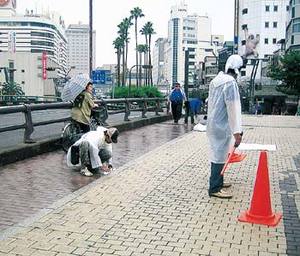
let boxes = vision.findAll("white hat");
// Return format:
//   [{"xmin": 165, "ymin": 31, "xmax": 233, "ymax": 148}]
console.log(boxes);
[{"xmin": 225, "ymin": 55, "xmax": 244, "ymax": 75}]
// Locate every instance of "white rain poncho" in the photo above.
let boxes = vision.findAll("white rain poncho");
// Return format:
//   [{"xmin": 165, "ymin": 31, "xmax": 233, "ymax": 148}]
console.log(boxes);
[
  {"xmin": 67, "ymin": 127, "xmax": 112, "ymax": 169},
  {"xmin": 206, "ymin": 66, "xmax": 242, "ymax": 163}
]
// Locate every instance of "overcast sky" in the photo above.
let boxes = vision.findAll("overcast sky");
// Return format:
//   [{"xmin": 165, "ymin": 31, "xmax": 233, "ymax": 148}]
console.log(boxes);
[{"xmin": 16, "ymin": 0, "xmax": 234, "ymax": 67}]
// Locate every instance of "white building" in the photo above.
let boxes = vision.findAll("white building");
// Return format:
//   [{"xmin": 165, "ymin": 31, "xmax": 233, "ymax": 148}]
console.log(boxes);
[
  {"xmin": 152, "ymin": 38, "xmax": 168, "ymax": 86},
  {"xmin": 65, "ymin": 23, "xmax": 96, "ymax": 76},
  {"xmin": 237, "ymin": 0, "xmax": 289, "ymax": 79},
  {"xmin": 152, "ymin": 3, "xmax": 223, "ymax": 90},
  {"xmin": 0, "ymin": 0, "xmax": 67, "ymax": 96},
  {"xmin": 286, "ymin": 0, "xmax": 300, "ymax": 51}
]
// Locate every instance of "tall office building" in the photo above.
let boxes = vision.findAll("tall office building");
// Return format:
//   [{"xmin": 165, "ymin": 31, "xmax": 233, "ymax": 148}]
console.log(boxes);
[
  {"xmin": 152, "ymin": 3, "xmax": 222, "ymax": 90},
  {"xmin": 0, "ymin": 0, "xmax": 67, "ymax": 96},
  {"xmin": 286, "ymin": 0, "xmax": 300, "ymax": 51},
  {"xmin": 152, "ymin": 38, "xmax": 168, "ymax": 86},
  {"xmin": 237, "ymin": 0, "xmax": 289, "ymax": 79},
  {"xmin": 66, "ymin": 23, "xmax": 96, "ymax": 76}
]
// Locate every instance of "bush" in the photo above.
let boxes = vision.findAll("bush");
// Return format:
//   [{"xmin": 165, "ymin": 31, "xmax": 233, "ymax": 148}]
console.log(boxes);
[{"xmin": 112, "ymin": 86, "xmax": 163, "ymax": 98}]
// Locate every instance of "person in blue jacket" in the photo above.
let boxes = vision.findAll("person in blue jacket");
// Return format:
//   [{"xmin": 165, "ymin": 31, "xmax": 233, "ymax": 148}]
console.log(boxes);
[{"xmin": 168, "ymin": 82, "xmax": 186, "ymax": 123}]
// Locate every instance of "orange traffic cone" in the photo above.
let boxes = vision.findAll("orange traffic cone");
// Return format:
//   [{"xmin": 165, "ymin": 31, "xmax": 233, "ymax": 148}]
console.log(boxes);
[
  {"xmin": 238, "ymin": 151, "xmax": 282, "ymax": 226},
  {"xmin": 228, "ymin": 151, "xmax": 246, "ymax": 163}
]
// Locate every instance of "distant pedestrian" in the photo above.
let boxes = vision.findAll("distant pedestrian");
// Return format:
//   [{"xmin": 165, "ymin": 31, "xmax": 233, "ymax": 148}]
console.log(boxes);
[
  {"xmin": 168, "ymin": 82, "xmax": 186, "ymax": 123},
  {"xmin": 206, "ymin": 55, "xmax": 244, "ymax": 199},
  {"xmin": 67, "ymin": 127, "xmax": 119, "ymax": 177}
]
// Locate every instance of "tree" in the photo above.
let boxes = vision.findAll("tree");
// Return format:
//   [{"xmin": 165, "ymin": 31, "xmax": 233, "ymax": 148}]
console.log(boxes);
[
  {"xmin": 268, "ymin": 51, "xmax": 300, "ymax": 113},
  {"xmin": 2, "ymin": 81, "xmax": 24, "ymax": 96},
  {"xmin": 113, "ymin": 37, "xmax": 124, "ymax": 87},
  {"xmin": 140, "ymin": 22, "xmax": 155, "ymax": 86},
  {"xmin": 268, "ymin": 51, "xmax": 300, "ymax": 95},
  {"xmin": 118, "ymin": 17, "xmax": 133, "ymax": 86},
  {"xmin": 130, "ymin": 7, "xmax": 144, "ymax": 87},
  {"xmin": 137, "ymin": 44, "xmax": 148, "ymax": 86}
]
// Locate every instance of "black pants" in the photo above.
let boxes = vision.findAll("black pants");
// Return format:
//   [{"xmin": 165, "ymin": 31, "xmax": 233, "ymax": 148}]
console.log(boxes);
[
  {"xmin": 208, "ymin": 162, "xmax": 224, "ymax": 194},
  {"xmin": 171, "ymin": 102, "xmax": 183, "ymax": 122}
]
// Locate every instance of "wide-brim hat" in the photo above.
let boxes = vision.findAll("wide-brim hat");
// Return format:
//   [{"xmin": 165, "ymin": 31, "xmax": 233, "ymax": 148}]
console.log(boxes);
[{"xmin": 107, "ymin": 128, "xmax": 119, "ymax": 143}]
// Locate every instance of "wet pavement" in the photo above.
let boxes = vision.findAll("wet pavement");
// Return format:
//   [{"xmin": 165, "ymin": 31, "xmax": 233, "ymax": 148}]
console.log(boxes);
[
  {"xmin": 0, "ymin": 120, "xmax": 192, "ymax": 232},
  {"xmin": 0, "ymin": 115, "xmax": 299, "ymax": 256}
]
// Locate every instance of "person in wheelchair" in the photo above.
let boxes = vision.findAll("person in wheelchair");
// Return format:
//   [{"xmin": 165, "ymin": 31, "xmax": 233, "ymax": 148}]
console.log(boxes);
[
  {"xmin": 71, "ymin": 81, "xmax": 98, "ymax": 133},
  {"xmin": 66, "ymin": 127, "xmax": 119, "ymax": 177}
]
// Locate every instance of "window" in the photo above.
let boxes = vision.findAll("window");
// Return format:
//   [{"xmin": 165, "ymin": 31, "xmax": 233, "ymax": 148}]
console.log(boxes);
[
  {"xmin": 242, "ymin": 24, "xmax": 248, "ymax": 30},
  {"xmin": 265, "ymin": 5, "xmax": 270, "ymax": 12},
  {"xmin": 241, "ymin": 70, "xmax": 246, "ymax": 76},
  {"xmin": 292, "ymin": 7, "xmax": 295, "ymax": 18},
  {"xmin": 264, "ymin": 38, "xmax": 269, "ymax": 44},
  {"xmin": 291, "ymin": 35, "xmax": 294, "ymax": 45},
  {"xmin": 293, "ymin": 23, "xmax": 300, "ymax": 32},
  {"xmin": 273, "ymin": 38, "xmax": 277, "ymax": 44},
  {"xmin": 274, "ymin": 5, "xmax": 278, "ymax": 12},
  {"xmin": 265, "ymin": 22, "xmax": 269, "ymax": 28},
  {"xmin": 273, "ymin": 22, "xmax": 278, "ymax": 28},
  {"xmin": 287, "ymin": 5, "xmax": 289, "ymax": 11},
  {"xmin": 242, "ymin": 8, "xmax": 248, "ymax": 14}
]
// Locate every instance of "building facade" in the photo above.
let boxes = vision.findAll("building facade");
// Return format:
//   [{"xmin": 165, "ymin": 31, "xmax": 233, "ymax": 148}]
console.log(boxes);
[
  {"xmin": 0, "ymin": 0, "xmax": 67, "ymax": 96},
  {"xmin": 237, "ymin": 0, "xmax": 289, "ymax": 79},
  {"xmin": 286, "ymin": 0, "xmax": 300, "ymax": 51},
  {"xmin": 152, "ymin": 3, "xmax": 223, "ymax": 91},
  {"xmin": 65, "ymin": 23, "xmax": 96, "ymax": 76}
]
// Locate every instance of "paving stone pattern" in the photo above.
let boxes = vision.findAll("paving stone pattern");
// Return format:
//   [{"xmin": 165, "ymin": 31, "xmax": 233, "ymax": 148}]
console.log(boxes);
[
  {"xmin": 0, "ymin": 121, "xmax": 191, "ymax": 232},
  {"xmin": 0, "ymin": 115, "xmax": 300, "ymax": 256}
]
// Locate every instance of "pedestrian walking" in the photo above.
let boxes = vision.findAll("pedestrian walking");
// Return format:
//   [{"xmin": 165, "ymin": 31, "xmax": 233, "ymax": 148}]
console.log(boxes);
[
  {"xmin": 168, "ymin": 82, "xmax": 186, "ymax": 123},
  {"xmin": 67, "ymin": 127, "xmax": 119, "ymax": 177},
  {"xmin": 206, "ymin": 55, "xmax": 244, "ymax": 199}
]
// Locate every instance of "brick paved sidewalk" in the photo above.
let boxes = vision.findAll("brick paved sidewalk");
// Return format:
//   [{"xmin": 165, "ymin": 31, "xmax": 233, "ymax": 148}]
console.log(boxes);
[{"xmin": 0, "ymin": 115, "xmax": 300, "ymax": 256}]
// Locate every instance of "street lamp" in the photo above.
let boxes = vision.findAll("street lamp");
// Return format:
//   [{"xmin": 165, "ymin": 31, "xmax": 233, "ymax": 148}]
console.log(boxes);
[
  {"xmin": 128, "ymin": 64, "xmax": 152, "ymax": 96},
  {"xmin": 89, "ymin": 0, "xmax": 93, "ymax": 78}
]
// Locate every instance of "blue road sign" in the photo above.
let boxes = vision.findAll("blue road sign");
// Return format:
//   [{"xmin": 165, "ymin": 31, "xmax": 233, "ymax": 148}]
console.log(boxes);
[{"xmin": 92, "ymin": 70, "xmax": 112, "ymax": 85}]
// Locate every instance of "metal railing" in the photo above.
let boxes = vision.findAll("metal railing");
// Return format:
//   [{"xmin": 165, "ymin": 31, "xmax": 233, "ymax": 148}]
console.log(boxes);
[
  {"xmin": 0, "ymin": 98, "xmax": 167, "ymax": 144},
  {"xmin": 0, "ymin": 95, "xmax": 61, "ymax": 105}
]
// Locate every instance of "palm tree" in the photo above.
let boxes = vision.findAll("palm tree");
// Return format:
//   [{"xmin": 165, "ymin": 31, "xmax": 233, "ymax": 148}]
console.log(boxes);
[
  {"xmin": 118, "ymin": 17, "xmax": 133, "ymax": 86},
  {"xmin": 130, "ymin": 7, "xmax": 144, "ymax": 87},
  {"xmin": 140, "ymin": 22, "xmax": 156, "ymax": 86},
  {"xmin": 113, "ymin": 37, "xmax": 124, "ymax": 87},
  {"xmin": 137, "ymin": 44, "xmax": 148, "ymax": 86}
]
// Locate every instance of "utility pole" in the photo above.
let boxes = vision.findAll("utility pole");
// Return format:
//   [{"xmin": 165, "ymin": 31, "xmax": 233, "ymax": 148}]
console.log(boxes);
[
  {"xmin": 183, "ymin": 48, "xmax": 194, "ymax": 124},
  {"xmin": 234, "ymin": 0, "xmax": 239, "ymax": 54},
  {"xmin": 89, "ymin": 0, "xmax": 93, "ymax": 78}
]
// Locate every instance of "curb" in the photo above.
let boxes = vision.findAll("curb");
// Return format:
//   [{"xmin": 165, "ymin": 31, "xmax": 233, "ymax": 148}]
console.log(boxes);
[{"xmin": 0, "ymin": 114, "xmax": 172, "ymax": 167}]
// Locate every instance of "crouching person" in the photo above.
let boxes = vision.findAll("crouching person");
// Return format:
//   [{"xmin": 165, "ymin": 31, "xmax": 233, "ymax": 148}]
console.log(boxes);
[{"xmin": 67, "ymin": 127, "xmax": 119, "ymax": 176}]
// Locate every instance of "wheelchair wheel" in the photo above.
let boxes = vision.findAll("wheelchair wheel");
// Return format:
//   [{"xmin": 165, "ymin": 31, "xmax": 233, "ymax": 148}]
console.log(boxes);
[{"xmin": 61, "ymin": 122, "xmax": 80, "ymax": 152}]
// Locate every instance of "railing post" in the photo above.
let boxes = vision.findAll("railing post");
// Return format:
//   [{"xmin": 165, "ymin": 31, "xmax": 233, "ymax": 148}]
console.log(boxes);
[
  {"xmin": 142, "ymin": 99, "xmax": 147, "ymax": 118},
  {"xmin": 124, "ymin": 100, "xmax": 131, "ymax": 121},
  {"xmin": 155, "ymin": 99, "xmax": 160, "ymax": 116},
  {"xmin": 23, "ymin": 104, "xmax": 35, "ymax": 143}
]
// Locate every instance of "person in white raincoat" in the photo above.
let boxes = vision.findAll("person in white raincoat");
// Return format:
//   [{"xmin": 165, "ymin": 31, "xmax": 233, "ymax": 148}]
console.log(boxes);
[
  {"xmin": 67, "ymin": 127, "xmax": 119, "ymax": 176},
  {"xmin": 207, "ymin": 55, "xmax": 244, "ymax": 199}
]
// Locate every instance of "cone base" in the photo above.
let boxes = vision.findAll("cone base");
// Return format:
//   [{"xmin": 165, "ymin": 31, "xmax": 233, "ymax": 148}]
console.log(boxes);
[
  {"xmin": 238, "ymin": 210, "xmax": 282, "ymax": 226},
  {"xmin": 228, "ymin": 153, "xmax": 247, "ymax": 163}
]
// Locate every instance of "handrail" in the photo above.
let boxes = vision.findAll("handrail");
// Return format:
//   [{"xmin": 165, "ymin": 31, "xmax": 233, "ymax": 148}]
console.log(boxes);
[{"xmin": 0, "ymin": 97, "xmax": 167, "ymax": 144}]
